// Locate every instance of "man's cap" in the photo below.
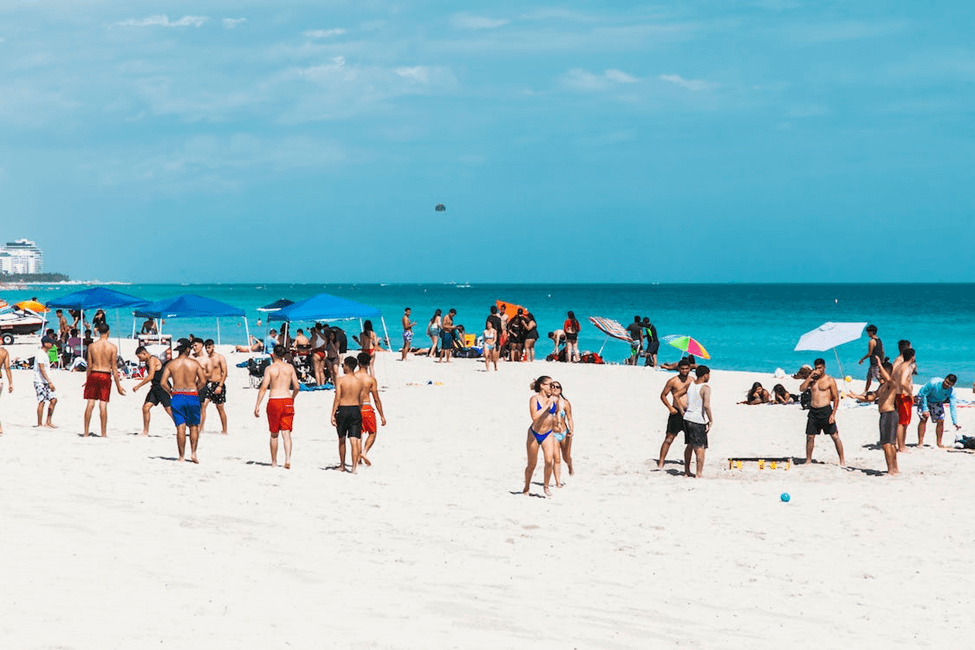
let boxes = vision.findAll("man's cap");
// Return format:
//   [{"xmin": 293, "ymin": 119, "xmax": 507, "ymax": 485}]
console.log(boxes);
[
  {"xmin": 175, "ymin": 337, "xmax": 192, "ymax": 351},
  {"xmin": 41, "ymin": 336, "xmax": 55, "ymax": 345}
]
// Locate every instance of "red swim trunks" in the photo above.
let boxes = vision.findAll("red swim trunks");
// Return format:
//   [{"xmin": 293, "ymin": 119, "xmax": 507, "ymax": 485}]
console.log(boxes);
[
  {"xmin": 267, "ymin": 397, "xmax": 295, "ymax": 434},
  {"xmin": 83, "ymin": 371, "xmax": 112, "ymax": 402},
  {"xmin": 361, "ymin": 404, "xmax": 377, "ymax": 434},
  {"xmin": 896, "ymin": 394, "xmax": 913, "ymax": 426}
]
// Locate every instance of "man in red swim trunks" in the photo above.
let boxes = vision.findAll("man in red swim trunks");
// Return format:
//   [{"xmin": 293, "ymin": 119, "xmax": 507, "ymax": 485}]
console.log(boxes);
[
  {"xmin": 355, "ymin": 352, "xmax": 386, "ymax": 466},
  {"xmin": 254, "ymin": 344, "xmax": 300, "ymax": 468},
  {"xmin": 83, "ymin": 323, "xmax": 126, "ymax": 437},
  {"xmin": 892, "ymin": 347, "xmax": 916, "ymax": 453}
]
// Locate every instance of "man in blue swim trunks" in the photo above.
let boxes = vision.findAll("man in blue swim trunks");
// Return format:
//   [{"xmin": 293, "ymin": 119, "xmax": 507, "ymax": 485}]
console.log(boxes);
[{"xmin": 160, "ymin": 338, "xmax": 207, "ymax": 463}]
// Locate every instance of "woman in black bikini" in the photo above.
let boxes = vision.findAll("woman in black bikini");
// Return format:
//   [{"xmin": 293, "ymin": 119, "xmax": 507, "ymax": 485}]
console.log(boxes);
[{"xmin": 523, "ymin": 375, "xmax": 558, "ymax": 496}]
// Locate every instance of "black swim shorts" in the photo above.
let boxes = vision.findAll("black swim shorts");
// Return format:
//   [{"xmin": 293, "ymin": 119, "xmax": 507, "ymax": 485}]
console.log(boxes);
[
  {"xmin": 878, "ymin": 410, "xmax": 897, "ymax": 446},
  {"xmin": 335, "ymin": 405, "xmax": 362, "ymax": 439},
  {"xmin": 145, "ymin": 385, "xmax": 172, "ymax": 408},
  {"xmin": 666, "ymin": 412, "xmax": 684, "ymax": 435},
  {"xmin": 806, "ymin": 405, "xmax": 838, "ymax": 436},
  {"xmin": 683, "ymin": 420, "xmax": 708, "ymax": 448},
  {"xmin": 200, "ymin": 381, "xmax": 227, "ymax": 405}
]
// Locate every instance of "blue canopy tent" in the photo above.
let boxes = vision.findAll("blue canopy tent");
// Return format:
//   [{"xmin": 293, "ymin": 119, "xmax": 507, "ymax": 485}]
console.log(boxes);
[
  {"xmin": 133, "ymin": 294, "xmax": 248, "ymax": 345},
  {"xmin": 268, "ymin": 293, "xmax": 391, "ymax": 352},
  {"xmin": 46, "ymin": 287, "xmax": 150, "ymax": 357}
]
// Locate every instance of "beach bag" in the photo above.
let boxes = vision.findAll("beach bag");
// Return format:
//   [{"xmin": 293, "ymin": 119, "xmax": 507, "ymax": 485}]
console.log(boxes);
[
  {"xmin": 961, "ymin": 436, "xmax": 975, "ymax": 450},
  {"xmin": 799, "ymin": 389, "xmax": 812, "ymax": 410}
]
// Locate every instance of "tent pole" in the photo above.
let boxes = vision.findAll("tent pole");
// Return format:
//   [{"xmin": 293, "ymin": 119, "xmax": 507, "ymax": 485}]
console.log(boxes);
[
  {"xmin": 244, "ymin": 317, "xmax": 251, "ymax": 358},
  {"xmin": 131, "ymin": 313, "xmax": 137, "ymax": 339},
  {"xmin": 833, "ymin": 347, "xmax": 844, "ymax": 379},
  {"xmin": 598, "ymin": 335, "xmax": 608, "ymax": 357},
  {"xmin": 216, "ymin": 318, "xmax": 221, "ymax": 345}
]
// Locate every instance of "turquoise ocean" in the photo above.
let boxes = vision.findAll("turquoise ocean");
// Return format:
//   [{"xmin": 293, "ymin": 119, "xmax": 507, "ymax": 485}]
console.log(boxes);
[{"xmin": 5, "ymin": 283, "xmax": 973, "ymax": 382}]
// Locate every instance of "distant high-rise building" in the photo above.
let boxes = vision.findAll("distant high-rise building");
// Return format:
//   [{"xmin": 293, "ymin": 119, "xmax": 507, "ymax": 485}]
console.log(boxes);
[{"xmin": 0, "ymin": 239, "xmax": 44, "ymax": 274}]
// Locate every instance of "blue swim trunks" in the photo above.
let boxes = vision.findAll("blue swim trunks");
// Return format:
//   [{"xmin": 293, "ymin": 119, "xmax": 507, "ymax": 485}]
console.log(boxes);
[{"xmin": 171, "ymin": 392, "xmax": 201, "ymax": 427}]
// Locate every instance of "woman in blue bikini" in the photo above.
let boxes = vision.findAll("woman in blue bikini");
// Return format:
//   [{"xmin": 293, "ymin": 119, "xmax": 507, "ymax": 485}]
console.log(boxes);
[
  {"xmin": 551, "ymin": 381, "xmax": 575, "ymax": 483},
  {"xmin": 523, "ymin": 375, "xmax": 558, "ymax": 496}
]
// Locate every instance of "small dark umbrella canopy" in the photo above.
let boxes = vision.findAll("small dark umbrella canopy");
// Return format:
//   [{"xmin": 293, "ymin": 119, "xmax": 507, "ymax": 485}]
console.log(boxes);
[{"xmin": 257, "ymin": 298, "xmax": 295, "ymax": 312}]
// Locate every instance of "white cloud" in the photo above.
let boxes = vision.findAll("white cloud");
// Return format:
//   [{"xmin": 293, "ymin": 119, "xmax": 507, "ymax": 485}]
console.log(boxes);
[
  {"xmin": 451, "ymin": 14, "xmax": 510, "ymax": 30},
  {"xmin": 396, "ymin": 66, "xmax": 431, "ymax": 83},
  {"xmin": 659, "ymin": 73, "xmax": 714, "ymax": 91},
  {"xmin": 303, "ymin": 29, "xmax": 346, "ymax": 39},
  {"xmin": 223, "ymin": 18, "xmax": 246, "ymax": 29},
  {"xmin": 605, "ymin": 69, "xmax": 638, "ymax": 83},
  {"xmin": 563, "ymin": 68, "xmax": 639, "ymax": 91},
  {"xmin": 111, "ymin": 15, "xmax": 208, "ymax": 28}
]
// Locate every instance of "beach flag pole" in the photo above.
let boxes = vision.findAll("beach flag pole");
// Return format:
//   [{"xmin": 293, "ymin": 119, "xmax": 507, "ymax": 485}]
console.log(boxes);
[{"xmin": 243, "ymin": 317, "xmax": 251, "ymax": 357}]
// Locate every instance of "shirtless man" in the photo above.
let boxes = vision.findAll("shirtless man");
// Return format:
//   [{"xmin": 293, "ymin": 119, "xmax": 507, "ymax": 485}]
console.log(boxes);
[
  {"xmin": 799, "ymin": 358, "xmax": 845, "ymax": 466},
  {"xmin": 254, "ymin": 344, "xmax": 300, "ymax": 468},
  {"xmin": 330, "ymin": 356, "xmax": 365, "ymax": 473},
  {"xmin": 133, "ymin": 346, "xmax": 172, "ymax": 436},
  {"xmin": 438, "ymin": 309, "xmax": 457, "ymax": 363},
  {"xmin": 56, "ymin": 309, "xmax": 70, "ymax": 341},
  {"xmin": 293, "ymin": 329, "xmax": 310, "ymax": 352},
  {"xmin": 874, "ymin": 361, "xmax": 899, "ymax": 475},
  {"xmin": 0, "ymin": 343, "xmax": 12, "ymax": 435},
  {"xmin": 892, "ymin": 347, "xmax": 916, "ymax": 453},
  {"xmin": 199, "ymin": 339, "xmax": 228, "ymax": 434},
  {"xmin": 83, "ymin": 323, "xmax": 126, "ymax": 437},
  {"xmin": 356, "ymin": 352, "xmax": 387, "ymax": 466},
  {"xmin": 160, "ymin": 338, "xmax": 207, "ymax": 463},
  {"xmin": 400, "ymin": 307, "xmax": 415, "ymax": 361},
  {"xmin": 657, "ymin": 358, "xmax": 694, "ymax": 468}
]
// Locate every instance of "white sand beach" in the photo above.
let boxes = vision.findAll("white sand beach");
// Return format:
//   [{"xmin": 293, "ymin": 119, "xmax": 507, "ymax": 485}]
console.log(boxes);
[{"xmin": 1, "ymin": 342, "xmax": 972, "ymax": 648}]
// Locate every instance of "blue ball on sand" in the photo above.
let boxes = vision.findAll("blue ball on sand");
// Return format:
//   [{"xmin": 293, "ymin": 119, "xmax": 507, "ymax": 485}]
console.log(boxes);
[{"xmin": 780, "ymin": 493, "xmax": 791, "ymax": 503}]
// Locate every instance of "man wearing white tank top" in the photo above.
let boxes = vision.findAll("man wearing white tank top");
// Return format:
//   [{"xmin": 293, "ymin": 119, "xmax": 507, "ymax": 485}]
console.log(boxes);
[{"xmin": 679, "ymin": 365, "xmax": 712, "ymax": 478}]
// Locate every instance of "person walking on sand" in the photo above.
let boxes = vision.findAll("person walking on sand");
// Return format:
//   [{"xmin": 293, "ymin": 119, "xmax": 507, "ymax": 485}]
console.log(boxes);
[
  {"xmin": 439, "ymin": 309, "xmax": 457, "ymax": 363},
  {"xmin": 657, "ymin": 358, "xmax": 694, "ymax": 468},
  {"xmin": 483, "ymin": 319, "xmax": 498, "ymax": 371},
  {"xmin": 400, "ymin": 307, "xmax": 415, "ymax": 361},
  {"xmin": 551, "ymin": 380, "xmax": 575, "ymax": 480},
  {"xmin": 486, "ymin": 306, "xmax": 502, "ymax": 367},
  {"xmin": 563, "ymin": 311, "xmax": 581, "ymax": 363},
  {"xmin": 355, "ymin": 352, "xmax": 386, "ymax": 466},
  {"xmin": 916, "ymin": 374, "xmax": 961, "ymax": 448},
  {"xmin": 0, "ymin": 342, "xmax": 11, "ymax": 435},
  {"xmin": 892, "ymin": 347, "xmax": 916, "ymax": 452},
  {"xmin": 678, "ymin": 365, "xmax": 712, "ymax": 478},
  {"xmin": 523, "ymin": 311, "xmax": 539, "ymax": 362},
  {"xmin": 799, "ymin": 358, "xmax": 845, "ymax": 466},
  {"xmin": 199, "ymin": 339, "xmax": 229, "ymax": 434},
  {"xmin": 523, "ymin": 375, "xmax": 558, "ymax": 497},
  {"xmin": 133, "ymin": 346, "xmax": 172, "ymax": 436},
  {"xmin": 857, "ymin": 325, "xmax": 885, "ymax": 394},
  {"xmin": 331, "ymin": 356, "xmax": 365, "ymax": 473},
  {"xmin": 83, "ymin": 323, "xmax": 126, "ymax": 437},
  {"xmin": 254, "ymin": 344, "xmax": 300, "ymax": 468},
  {"xmin": 33, "ymin": 337, "xmax": 58, "ymax": 428},
  {"xmin": 626, "ymin": 316, "xmax": 644, "ymax": 366},
  {"xmin": 160, "ymin": 338, "xmax": 207, "ymax": 463},
  {"xmin": 642, "ymin": 317, "xmax": 659, "ymax": 367}
]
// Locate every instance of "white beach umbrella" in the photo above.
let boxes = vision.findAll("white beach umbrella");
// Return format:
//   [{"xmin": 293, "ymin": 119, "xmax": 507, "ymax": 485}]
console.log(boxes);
[{"xmin": 794, "ymin": 321, "xmax": 867, "ymax": 376}]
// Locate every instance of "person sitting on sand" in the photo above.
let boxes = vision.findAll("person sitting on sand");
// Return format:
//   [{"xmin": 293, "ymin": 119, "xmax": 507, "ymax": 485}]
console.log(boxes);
[
  {"xmin": 792, "ymin": 364, "xmax": 812, "ymax": 380},
  {"xmin": 772, "ymin": 384, "xmax": 797, "ymax": 404},
  {"xmin": 551, "ymin": 380, "xmax": 575, "ymax": 481},
  {"xmin": 523, "ymin": 375, "xmax": 558, "ymax": 497},
  {"xmin": 739, "ymin": 382, "xmax": 771, "ymax": 405},
  {"xmin": 660, "ymin": 355, "xmax": 696, "ymax": 371},
  {"xmin": 140, "ymin": 317, "xmax": 158, "ymax": 335},
  {"xmin": 235, "ymin": 336, "xmax": 264, "ymax": 353}
]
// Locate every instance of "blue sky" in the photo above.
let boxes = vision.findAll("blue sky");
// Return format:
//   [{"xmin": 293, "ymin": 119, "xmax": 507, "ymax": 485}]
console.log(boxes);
[{"xmin": 1, "ymin": 1, "xmax": 972, "ymax": 283}]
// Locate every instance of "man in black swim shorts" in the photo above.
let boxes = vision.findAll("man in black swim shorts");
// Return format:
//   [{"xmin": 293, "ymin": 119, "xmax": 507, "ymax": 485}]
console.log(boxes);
[
  {"xmin": 331, "ymin": 356, "xmax": 365, "ymax": 473},
  {"xmin": 799, "ymin": 358, "xmax": 845, "ymax": 466},
  {"xmin": 133, "ymin": 346, "xmax": 172, "ymax": 436}
]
